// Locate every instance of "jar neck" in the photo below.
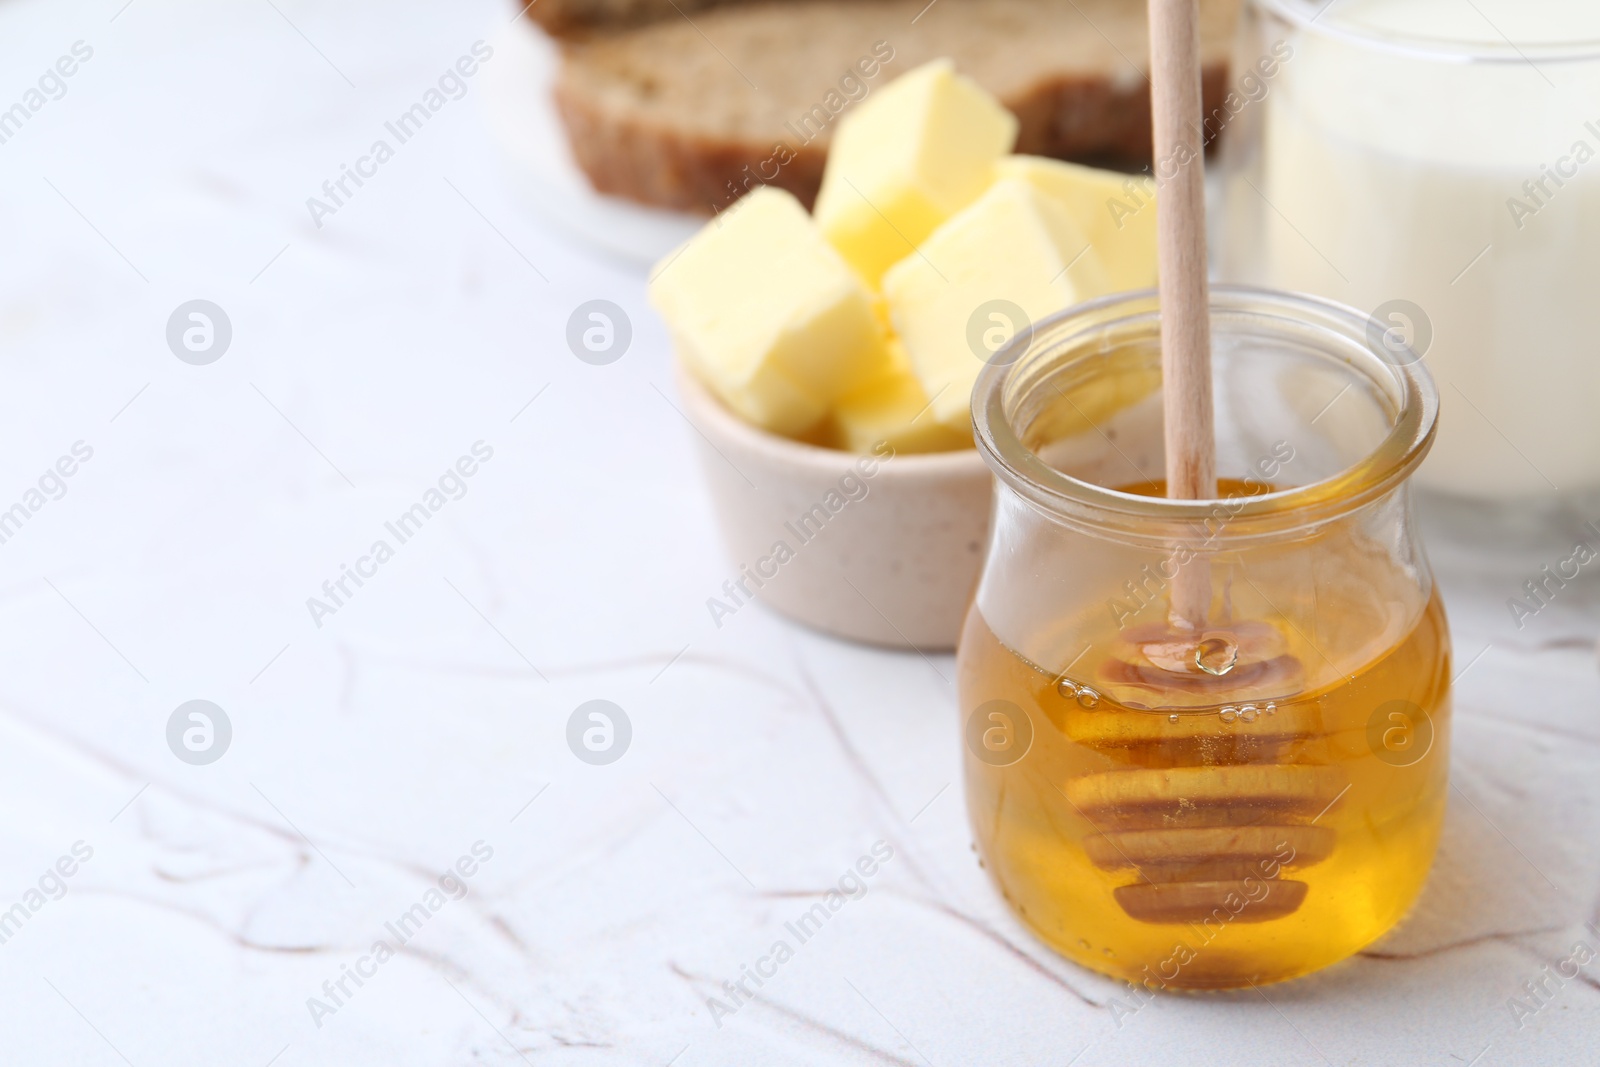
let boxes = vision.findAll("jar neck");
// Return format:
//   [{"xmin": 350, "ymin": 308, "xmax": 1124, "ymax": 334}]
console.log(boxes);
[{"xmin": 971, "ymin": 286, "xmax": 1439, "ymax": 549}]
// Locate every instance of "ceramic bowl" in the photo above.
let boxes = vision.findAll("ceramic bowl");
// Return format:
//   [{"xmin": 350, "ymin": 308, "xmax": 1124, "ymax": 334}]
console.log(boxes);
[{"xmin": 675, "ymin": 365, "xmax": 993, "ymax": 650}]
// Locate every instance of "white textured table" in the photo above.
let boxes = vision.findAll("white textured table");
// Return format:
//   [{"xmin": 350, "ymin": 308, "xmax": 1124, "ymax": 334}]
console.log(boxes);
[{"xmin": 1, "ymin": 1, "xmax": 1598, "ymax": 1064}]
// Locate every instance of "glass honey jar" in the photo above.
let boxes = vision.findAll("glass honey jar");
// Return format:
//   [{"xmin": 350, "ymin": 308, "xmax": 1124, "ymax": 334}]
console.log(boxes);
[{"xmin": 960, "ymin": 287, "xmax": 1450, "ymax": 989}]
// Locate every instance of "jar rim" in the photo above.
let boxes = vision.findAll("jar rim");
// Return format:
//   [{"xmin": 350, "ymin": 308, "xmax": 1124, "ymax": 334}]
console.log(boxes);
[
  {"xmin": 1254, "ymin": 0, "xmax": 1600, "ymax": 64},
  {"xmin": 971, "ymin": 286, "xmax": 1439, "ymax": 537}
]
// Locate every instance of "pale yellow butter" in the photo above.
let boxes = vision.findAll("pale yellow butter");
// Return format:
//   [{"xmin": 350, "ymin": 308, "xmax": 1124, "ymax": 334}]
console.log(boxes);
[
  {"xmin": 649, "ymin": 187, "xmax": 890, "ymax": 437},
  {"xmin": 814, "ymin": 59, "xmax": 1019, "ymax": 287},
  {"xmin": 994, "ymin": 155, "xmax": 1159, "ymax": 294},
  {"xmin": 831, "ymin": 340, "xmax": 971, "ymax": 454},
  {"xmin": 883, "ymin": 178, "xmax": 1110, "ymax": 431}
]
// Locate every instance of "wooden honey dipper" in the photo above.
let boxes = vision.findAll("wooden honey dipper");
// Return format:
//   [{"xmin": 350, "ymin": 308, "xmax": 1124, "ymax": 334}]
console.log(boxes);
[
  {"xmin": 1052, "ymin": 0, "xmax": 1341, "ymax": 925},
  {"xmin": 1060, "ymin": 621, "xmax": 1343, "ymax": 923}
]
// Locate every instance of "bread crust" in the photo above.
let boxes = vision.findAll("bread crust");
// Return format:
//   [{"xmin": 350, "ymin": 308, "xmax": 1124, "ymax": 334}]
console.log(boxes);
[
  {"xmin": 530, "ymin": 0, "xmax": 740, "ymax": 36},
  {"xmin": 1009, "ymin": 65, "xmax": 1231, "ymax": 165},
  {"xmin": 553, "ymin": 78, "xmax": 829, "ymax": 212}
]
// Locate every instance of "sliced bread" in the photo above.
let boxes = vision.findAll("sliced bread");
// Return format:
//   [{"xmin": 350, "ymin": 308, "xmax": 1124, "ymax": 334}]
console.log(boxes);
[{"xmin": 551, "ymin": 0, "xmax": 1241, "ymax": 214}]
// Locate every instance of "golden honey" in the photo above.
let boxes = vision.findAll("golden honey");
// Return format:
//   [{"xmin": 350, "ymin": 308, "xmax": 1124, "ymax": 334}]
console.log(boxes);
[
  {"xmin": 963, "ymin": 288, "xmax": 1451, "ymax": 989},
  {"xmin": 959, "ymin": 518, "xmax": 1451, "ymax": 989}
]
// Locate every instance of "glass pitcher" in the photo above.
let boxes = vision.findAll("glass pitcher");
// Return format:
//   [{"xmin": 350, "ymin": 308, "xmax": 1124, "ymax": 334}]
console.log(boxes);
[{"xmin": 959, "ymin": 287, "xmax": 1450, "ymax": 989}]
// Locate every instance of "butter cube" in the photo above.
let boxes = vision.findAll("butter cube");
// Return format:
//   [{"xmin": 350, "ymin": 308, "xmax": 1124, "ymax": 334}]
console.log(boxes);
[
  {"xmin": 883, "ymin": 179, "xmax": 1110, "ymax": 430},
  {"xmin": 650, "ymin": 187, "xmax": 890, "ymax": 436},
  {"xmin": 814, "ymin": 60, "xmax": 1018, "ymax": 287},
  {"xmin": 994, "ymin": 155, "xmax": 1159, "ymax": 293},
  {"xmin": 832, "ymin": 341, "xmax": 972, "ymax": 454}
]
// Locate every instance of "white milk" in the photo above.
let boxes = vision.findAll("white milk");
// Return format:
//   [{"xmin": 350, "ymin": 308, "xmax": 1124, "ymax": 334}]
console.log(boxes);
[{"xmin": 1222, "ymin": 0, "xmax": 1600, "ymax": 499}]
